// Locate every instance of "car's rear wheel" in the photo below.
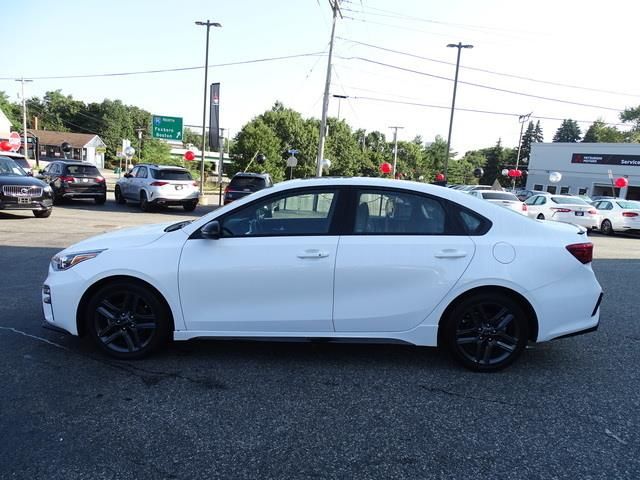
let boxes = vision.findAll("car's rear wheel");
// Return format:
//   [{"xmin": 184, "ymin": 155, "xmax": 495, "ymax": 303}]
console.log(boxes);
[
  {"xmin": 537, "ymin": 213, "xmax": 545, "ymax": 220},
  {"xmin": 114, "ymin": 186, "xmax": 126, "ymax": 204},
  {"xmin": 183, "ymin": 200, "xmax": 198, "ymax": 212},
  {"xmin": 95, "ymin": 195, "xmax": 106, "ymax": 205},
  {"xmin": 601, "ymin": 219, "xmax": 614, "ymax": 236},
  {"xmin": 33, "ymin": 209, "xmax": 52, "ymax": 218},
  {"xmin": 140, "ymin": 191, "xmax": 152, "ymax": 212},
  {"xmin": 85, "ymin": 280, "xmax": 171, "ymax": 359},
  {"xmin": 441, "ymin": 292, "xmax": 529, "ymax": 372}
]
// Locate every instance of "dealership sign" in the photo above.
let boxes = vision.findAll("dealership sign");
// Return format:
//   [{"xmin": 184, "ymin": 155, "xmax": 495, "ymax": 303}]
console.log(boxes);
[{"xmin": 572, "ymin": 153, "xmax": 640, "ymax": 167}]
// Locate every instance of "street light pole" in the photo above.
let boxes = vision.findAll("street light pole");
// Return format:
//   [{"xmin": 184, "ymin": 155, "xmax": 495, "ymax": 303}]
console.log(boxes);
[
  {"xmin": 389, "ymin": 126, "xmax": 404, "ymax": 178},
  {"xmin": 444, "ymin": 42, "xmax": 473, "ymax": 182},
  {"xmin": 513, "ymin": 112, "xmax": 532, "ymax": 190},
  {"xmin": 195, "ymin": 20, "xmax": 222, "ymax": 200},
  {"xmin": 15, "ymin": 78, "xmax": 33, "ymax": 165},
  {"xmin": 316, "ymin": 0, "xmax": 342, "ymax": 177}
]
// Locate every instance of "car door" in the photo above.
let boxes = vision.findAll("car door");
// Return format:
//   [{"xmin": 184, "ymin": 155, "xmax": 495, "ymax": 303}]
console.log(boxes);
[
  {"xmin": 122, "ymin": 166, "xmax": 139, "ymax": 199},
  {"xmin": 133, "ymin": 166, "xmax": 148, "ymax": 200},
  {"xmin": 332, "ymin": 188, "xmax": 475, "ymax": 333},
  {"xmin": 178, "ymin": 187, "xmax": 341, "ymax": 333}
]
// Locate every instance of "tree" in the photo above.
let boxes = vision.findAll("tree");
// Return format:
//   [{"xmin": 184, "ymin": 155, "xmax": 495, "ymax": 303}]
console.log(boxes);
[
  {"xmin": 533, "ymin": 121, "xmax": 544, "ymax": 143},
  {"xmin": 0, "ymin": 91, "xmax": 21, "ymax": 129},
  {"xmin": 552, "ymin": 119, "xmax": 581, "ymax": 142},
  {"xmin": 619, "ymin": 106, "xmax": 640, "ymax": 142},
  {"xmin": 519, "ymin": 121, "xmax": 535, "ymax": 163},
  {"xmin": 582, "ymin": 119, "xmax": 624, "ymax": 143}
]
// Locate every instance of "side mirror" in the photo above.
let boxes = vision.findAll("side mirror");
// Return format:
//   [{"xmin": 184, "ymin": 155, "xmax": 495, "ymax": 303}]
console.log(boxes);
[
  {"xmin": 27, "ymin": 171, "xmax": 33, "ymax": 176},
  {"xmin": 201, "ymin": 220, "xmax": 221, "ymax": 240},
  {"xmin": 123, "ymin": 172, "xmax": 132, "ymax": 178}
]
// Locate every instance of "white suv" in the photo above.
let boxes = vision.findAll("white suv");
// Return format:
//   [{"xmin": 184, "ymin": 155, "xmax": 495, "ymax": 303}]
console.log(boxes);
[{"xmin": 115, "ymin": 164, "xmax": 199, "ymax": 212}]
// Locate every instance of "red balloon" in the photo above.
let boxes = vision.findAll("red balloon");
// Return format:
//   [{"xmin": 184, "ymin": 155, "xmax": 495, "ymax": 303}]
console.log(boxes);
[
  {"xmin": 0, "ymin": 140, "xmax": 11, "ymax": 151},
  {"xmin": 615, "ymin": 177, "xmax": 629, "ymax": 188},
  {"xmin": 515, "ymin": 169, "xmax": 523, "ymax": 177},
  {"xmin": 184, "ymin": 150, "xmax": 196, "ymax": 161},
  {"xmin": 379, "ymin": 162, "xmax": 392, "ymax": 174},
  {"xmin": 435, "ymin": 173, "xmax": 445, "ymax": 182},
  {"xmin": 507, "ymin": 169, "xmax": 517, "ymax": 177}
]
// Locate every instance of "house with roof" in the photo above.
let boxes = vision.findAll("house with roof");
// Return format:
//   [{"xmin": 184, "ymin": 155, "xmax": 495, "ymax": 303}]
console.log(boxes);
[
  {"xmin": 0, "ymin": 109, "xmax": 12, "ymax": 139},
  {"xmin": 27, "ymin": 129, "xmax": 107, "ymax": 168}
]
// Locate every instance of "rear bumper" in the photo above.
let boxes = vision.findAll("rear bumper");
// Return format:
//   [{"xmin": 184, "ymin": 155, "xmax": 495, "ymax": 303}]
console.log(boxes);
[
  {"xmin": 151, "ymin": 197, "xmax": 198, "ymax": 206},
  {"xmin": 58, "ymin": 186, "xmax": 106, "ymax": 198}
]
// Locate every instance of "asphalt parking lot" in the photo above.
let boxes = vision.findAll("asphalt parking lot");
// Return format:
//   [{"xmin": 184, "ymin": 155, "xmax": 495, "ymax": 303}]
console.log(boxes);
[{"xmin": 1, "ymin": 198, "xmax": 639, "ymax": 479}]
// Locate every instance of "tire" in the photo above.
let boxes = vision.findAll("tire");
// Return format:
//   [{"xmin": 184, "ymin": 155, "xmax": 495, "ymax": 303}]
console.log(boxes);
[
  {"xmin": 94, "ymin": 195, "xmax": 106, "ymax": 205},
  {"xmin": 140, "ymin": 191, "xmax": 152, "ymax": 212},
  {"xmin": 33, "ymin": 209, "xmax": 52, "ymax": 218},
  {"xmin": 536, "ymin": 213, "xmax": 545, "ymax": 220},
  {"xmin": 183, "ymin": 200, "xmax": 198, "ymax": 212},
  {"xmin": 114, "ymin": 186, "xmax": 126, "ymax": 205},
  {"xmin": 440, "ymin": 292, "xmax": 529, "ymax": 372},
  {"xmin": 85, "ymin": 280, "xmax": 171, "ymax": 360},
  {"xmin": 601, "ymin": 219, "xmax": 614, "ymax": 236}
]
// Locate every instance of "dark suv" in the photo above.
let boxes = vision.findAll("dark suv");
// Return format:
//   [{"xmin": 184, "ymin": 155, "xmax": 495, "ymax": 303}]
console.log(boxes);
[
  {"xmin": 0, "ymin": 156, "xmax": 53, "ymax": 217},
  {"xmin": 38, "ymin": 161, "xmax": 107, "ymax": 204},
  {"xmin": 224, "ymin": 173, "xmax": 273, "ymax": 205}
]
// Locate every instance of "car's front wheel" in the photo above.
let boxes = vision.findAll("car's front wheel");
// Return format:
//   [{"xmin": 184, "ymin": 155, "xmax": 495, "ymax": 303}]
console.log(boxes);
[
  {"xmin": 33, "ymin": 209, "xmax": 52, "ymax": 218},
  {"xmin": 601, "ymin": 219, "xmax": 614, "ymax": 236},
  {"xmin": 85, "ymin": 280, "xmax": 171, "ymax": 359},
  {"xmin": 441, "ymin": 292, "xmax": 529, "ymax": 372},
  {"xmin": 537, "ymin": 213, "xmax": 545, "ymax": 220},
  {"xmin": 140, "ymin": 191, "xmax": 152, "ymax": 212}
]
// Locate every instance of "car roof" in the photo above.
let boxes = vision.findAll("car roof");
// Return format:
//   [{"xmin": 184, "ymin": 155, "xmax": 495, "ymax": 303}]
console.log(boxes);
[
  {"xmin": 232, "ymin": 172, "xmax": 271, "ymax": 178},
  {"xmin": 52, "ymin": 160, "xmax": 98, "ymax": 166},
  {"xmin": 135, "ymin": 163, "xmax": 187, "ymax": 171}
]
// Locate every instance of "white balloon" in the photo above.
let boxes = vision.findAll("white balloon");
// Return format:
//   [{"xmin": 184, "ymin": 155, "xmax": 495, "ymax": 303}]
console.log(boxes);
[
  {"xmin": 322, "ymin": 159, "xmax": 331, "ymax": 169},
  {"xmin": 124, "ymin": 146, "xmax": 136, "ymax": 157},
  {"xmin": 501, "ymin": 168, "xmax": 509, "ymax": 176},
  {"xmin": 549, "ymin": 171, "xmax": 562, "ymax": 183}
]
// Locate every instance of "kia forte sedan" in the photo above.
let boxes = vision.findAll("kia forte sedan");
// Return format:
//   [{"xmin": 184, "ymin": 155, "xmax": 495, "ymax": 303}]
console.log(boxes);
[{"xmin": 42, "ymin": 178, "xmax": 602, "ymax": 372}]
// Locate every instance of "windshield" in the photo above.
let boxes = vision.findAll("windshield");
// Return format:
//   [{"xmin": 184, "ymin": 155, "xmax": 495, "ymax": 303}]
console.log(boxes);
[
  {"xmin": 229, "ymin": 176, "xmax": 267, "ymax": 191},
  {"xmin": 551, "ymin": 196, "xmax": 589, "ymax": 205},
  {"xmin": 0, "ymin": 156, "xmax": 27, "ymax": 176},
  {"xmin": 617, "ymin": 200, "xmax": 640, "ymax": 209},
  {"xmin": 151, "ymin": 169, "xmax": 193, "ymax": 181},
  {"xmin": 482, "ymin": 192, "xmax": 519, "ymax": 201}
]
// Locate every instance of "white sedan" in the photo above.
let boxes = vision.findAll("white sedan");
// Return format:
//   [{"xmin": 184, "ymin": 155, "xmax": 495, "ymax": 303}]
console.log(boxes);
[
  {"xmin": 592, "ymin": 198, "xmax": 640, "ymax": 235},
  {"xmin": 524, "ymin": 194, "xmax": 601, "ymax": 229},
  {"xmin": 467, "ymin": 190, "xmax": 528, "ymax": 215},
  {"xmin": 42, "ymin": 177, "xmax": 602, "ymax": 372}
]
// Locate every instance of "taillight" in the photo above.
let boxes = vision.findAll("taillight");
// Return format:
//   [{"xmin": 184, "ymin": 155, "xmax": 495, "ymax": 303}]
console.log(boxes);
[
  {"xmin": 150, "ymin": 181, "xmax": 169, "ymax": 186},
  {"xmin": 192, "ymin": 181, "xmax": 198, "ymax": 187},
  {"xmin": 59, "ymin": 175, "xmax": 75, "ymax": 183},
  {"xmin": 224, "ymin": 185, "xmax": 230, "ymax": 194},
  {"xmin": 623, "ymin": 212, "xmax": 639, "ymax": 217},
  {"xmin": 551, "ymin": 207, "xmax": 571, "ymax": 213},
  {"xmin": 95, "ymin": 176, "xmax": 105, "ymax": 183},
  {"xmin": 566, "ymin": 243, "xmax": 593, "ymax": 264},
  {"xmin": 588, "ymin": 209, "xmax": 597, "ymax": 215},
  {"xmin": 521, "ymin": 203, "xmax": 528, "ymax": 211}
]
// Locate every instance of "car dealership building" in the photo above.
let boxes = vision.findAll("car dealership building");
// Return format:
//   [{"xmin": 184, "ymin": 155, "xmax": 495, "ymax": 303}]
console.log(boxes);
[{"xmin": 526, "ymin": 143, "xmax": 640, "ymax": 200}]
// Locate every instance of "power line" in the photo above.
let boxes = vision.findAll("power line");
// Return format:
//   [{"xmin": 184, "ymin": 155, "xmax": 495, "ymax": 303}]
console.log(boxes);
[
  {"xmin": 336, "ymin": 55, "xmax": 626, "ymax": 112},
  {"xmin": 338, "ymin": 37, "xmax": 640, "ymax": 98},
  {"xmin": 0, "ymin": 52, "xmax": 325, "ymax": 81}
]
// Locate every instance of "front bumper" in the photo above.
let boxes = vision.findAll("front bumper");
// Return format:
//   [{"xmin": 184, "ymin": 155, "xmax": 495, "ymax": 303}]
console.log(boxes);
[{"xmin": 0, "ymin": 196, "xmax": 53, "ymax": 211}]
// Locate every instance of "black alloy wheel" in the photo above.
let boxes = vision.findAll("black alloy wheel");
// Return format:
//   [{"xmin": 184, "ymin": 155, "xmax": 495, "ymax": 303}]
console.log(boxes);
[
  {"xmin": 86, "ymin": 281, "xmax": 171, "ymax": 359},
  {"xmin": 33, "ymin": 209, "xmax": 52, "ymax": 218},
  {"xmin": 114, "ymin": 186, "xmax": 126, "ymax": 204},
  {"xmin": 442, "ymin": 292, "xmax": 529, "ymax": 372},
  {"xmin": 601, "ymin": 219, "xmax": 614, "ymax": 236}
]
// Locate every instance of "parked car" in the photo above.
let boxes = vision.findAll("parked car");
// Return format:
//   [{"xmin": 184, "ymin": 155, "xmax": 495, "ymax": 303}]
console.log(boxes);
[
  {"xmin": 514, "ymin": 189, "xmax": 549, "ymax": 202},
  {"xmin": 0, "ymin": 155, "xmax": 53, "ymax": 217},
  {"xmin": 115, "ymin": 164, "xmax": 199, "ymax": 212},
  {"xmin": 524, "ymin": 194, "xmax": 600, "ymax": 229},
  {"xmin": 467, "ymin": 190, "xmax": 528, "ymax": 215},
  {"xmin": 43, "ymin": 177, "xmax": 602, "ymax": 372},
  {"xmin": 38, "ymin": 160, "xmax": 107, "ymax": 205},
  {"xmin": 224, "ymin": 172, "xmax": 273, "ymax": 204},
  {"xmin": 592, "ymin": 199, "xmax": 640, "ymax": 235},
  {"xmin": 1, "ymin": 151, "xmax": 34, "ymax": 175},
  {"xmin": 458, "ymin": 185, "xmax": 496, "ymax": 192}
]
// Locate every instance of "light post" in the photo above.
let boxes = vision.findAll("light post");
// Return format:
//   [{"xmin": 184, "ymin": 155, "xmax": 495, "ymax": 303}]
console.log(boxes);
[
  {"xmin": 15, "ymin": 78, "xmax": 33, "ymax": 165},
  {"xmin": 389, "ymin": 126, "xmax": 404, "ymax": 177},
  {"xmin": 513, "ymin": 112, "xmax": 532, "ymax": 190},
  {"xmin": 195, "ymin": 20, "xmax": 222, "ymax": 200},
  {"xmin": 135, "ymin": 127, "xmax": 145, "ymax": 164},
  {"xmin": 444, "ymin": 42, "xmax": 473, "ymax": 182}
]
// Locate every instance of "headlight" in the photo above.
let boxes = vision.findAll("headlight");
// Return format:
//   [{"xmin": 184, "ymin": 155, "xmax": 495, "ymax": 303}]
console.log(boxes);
[
  {"xmin": 44, "ymin": 185, "xmax": 53, "ymax": 193},
  {"xmin": 51, "ymin": 249, "xmax": 106, "ymax": 271}
]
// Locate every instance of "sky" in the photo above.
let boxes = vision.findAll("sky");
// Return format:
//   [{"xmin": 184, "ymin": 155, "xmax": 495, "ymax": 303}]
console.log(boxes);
[{"xmin": 2, "ymin": 0, "xmax": 640, "ymax": 157}]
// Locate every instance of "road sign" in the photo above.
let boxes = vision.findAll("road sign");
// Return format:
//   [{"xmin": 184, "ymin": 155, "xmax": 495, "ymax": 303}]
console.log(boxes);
[
  {"xmin": 8, "ymin": 132, "xmax": 21, "ymax": 151},
  {"xmin": 286, "ymin": 155, "xmax": 298, "ymax": 167},
  {"xmin": 151, "ymin": 115, "xmax": 183, "ymax": 141}
]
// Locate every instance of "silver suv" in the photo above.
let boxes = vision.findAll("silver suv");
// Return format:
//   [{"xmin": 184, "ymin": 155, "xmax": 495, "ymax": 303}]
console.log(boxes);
[{"xmin": 115, "ymin": 164, "xmax": 199, "ymax": 212}]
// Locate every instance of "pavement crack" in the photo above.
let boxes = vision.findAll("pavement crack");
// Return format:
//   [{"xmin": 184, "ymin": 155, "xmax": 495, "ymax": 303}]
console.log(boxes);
[
  {"xmin": 605, "ymin": 428, "xmax": 628, "ymax": 445},
  {"xmin": 0, "ymin": 326, "xmax": 69, "ymax": 350}
]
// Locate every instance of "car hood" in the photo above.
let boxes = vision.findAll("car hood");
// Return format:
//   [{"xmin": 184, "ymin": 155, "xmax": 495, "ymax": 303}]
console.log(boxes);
[
  {"xmin": 60, "ymin": 221, "xmax": 181, "ymax": 254},
  {"xmin": 0, "ymin": 175, "xmax": 46, "ymax": 187}
]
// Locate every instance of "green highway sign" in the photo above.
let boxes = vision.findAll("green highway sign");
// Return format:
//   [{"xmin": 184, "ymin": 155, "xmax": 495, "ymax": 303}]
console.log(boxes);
[{"xmin": 151, "ymin": 115, "xmax": 183, "ymax": 141}]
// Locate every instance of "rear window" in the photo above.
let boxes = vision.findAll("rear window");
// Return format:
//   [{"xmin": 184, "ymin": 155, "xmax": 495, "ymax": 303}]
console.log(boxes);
[
  {"xmin": 551, "ymin": 196, "xmax": 588, "ymax": 205},
  {"xmin": 151, "ymin": 169, "xmax": 192, "ymax": 181},
  {"xmin": 230, "ymin": 176, "xmax": 267, "ymax": 191},
  {"xmin": 617, "ymin": 201, "xmax": 640, "ymax": 209},
  {"xmin": 482, "ymin": 192, "xmax": 519, "ymax": 201},
  {"xmin": 65, "ymin": 164, "xmax": 100, "ymax": 176}
]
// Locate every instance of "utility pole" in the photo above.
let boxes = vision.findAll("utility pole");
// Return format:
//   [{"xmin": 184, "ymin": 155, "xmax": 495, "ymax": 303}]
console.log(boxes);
[
  {"xmin": 513, "ymin": 112, "xmax": 532, "ymax": 190},
  {"xmin": 316, "ymin": 0, "xmax": 342, "ymax": 177},
  {"xmin": 444, "ymin": 42, "xmax": 473, "ymax": 182},
  {"xmin": 135, "ymin": 127, "xmax": 145, "ymax": 164},
  {"xmin": 195, "ymin": 20, "xmax": 222, "ymax": 200},
  {"xmin": 333, "ymin": 94, "xmax": 347, "ymax": 121},
  {"xmin": 15, "ymin": 78, "xmax": 34, "ymax": 165},
  {"xmin": 389, "ymin": 126, "xmax": 404, "ymax": 178}
]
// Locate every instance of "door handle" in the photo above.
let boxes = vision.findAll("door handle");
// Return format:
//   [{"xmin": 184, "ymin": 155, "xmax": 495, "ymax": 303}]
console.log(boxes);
[
  {"xmin": 434, "ymin": 249, "xmax": 467, "ymax": 259},
  {"xmin": 297, "ymin": 250, "xmax": 329, "ymax": 259}
]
